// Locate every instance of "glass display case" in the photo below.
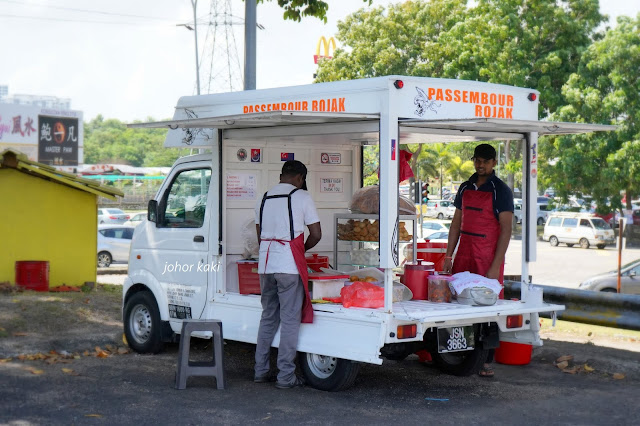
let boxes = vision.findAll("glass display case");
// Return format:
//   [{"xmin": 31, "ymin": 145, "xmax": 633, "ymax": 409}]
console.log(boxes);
[{"xmin": 333, "ymin": 213, "xmax": 417, "ymax": 270}]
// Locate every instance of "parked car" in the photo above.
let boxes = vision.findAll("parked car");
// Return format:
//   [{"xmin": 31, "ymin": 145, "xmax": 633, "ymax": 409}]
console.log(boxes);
[
  {"xmin": 97, "ymin": 225, "xmax": 134, "ymax": 267},
  {"xmin": 513, "ymin": 199, "xmax": 550, "ymax": 226},
  {"xmin": 424, "ymin": 199, "xmax": 455, "ymax": 219},
  {"xmin": 421, "ymin": 220, "xmax": 451, "ymax": 239},
  {"xmin": 124, "ymin": 212, "xmax": 146, "ymax": 227},
  {"xmin": 579, "ymin": 259, "xmax": 640, "ymax": 294},
  {"xmin": 543, "ymin": 213, "xmax": 614, "ymax": 249},
  {"xmin": 424, "ymin": 230, "xmax": 449, "ymax": 243},
  {"xmin": 98, "ymin": 208, "xmax": 130, "ymax": 225}
]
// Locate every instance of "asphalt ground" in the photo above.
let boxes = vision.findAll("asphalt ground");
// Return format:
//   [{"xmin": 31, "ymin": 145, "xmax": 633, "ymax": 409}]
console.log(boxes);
[{"xmin": 1, "ymin": 337, "xmax": 639, "ymax": 425}]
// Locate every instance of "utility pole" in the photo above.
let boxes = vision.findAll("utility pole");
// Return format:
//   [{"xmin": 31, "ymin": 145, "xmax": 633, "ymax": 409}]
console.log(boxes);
[
  {"xmin": 244, "ymin": 0, "xmax": 257, "ymax": 90},
  {"xmin": 192, "ymin": 0, "xmax": 201, "ymax": 95}
]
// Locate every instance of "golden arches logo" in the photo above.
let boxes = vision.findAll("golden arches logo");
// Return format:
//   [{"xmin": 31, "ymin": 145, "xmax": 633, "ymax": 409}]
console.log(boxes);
[{"xmin": 314, "ymin": 36, "xmax": 336, "ymax": 64}]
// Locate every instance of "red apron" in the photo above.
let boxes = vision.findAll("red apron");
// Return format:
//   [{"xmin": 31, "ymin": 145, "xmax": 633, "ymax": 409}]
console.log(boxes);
[
  {"xmin": 452, "ymin": 189, "xmax": 504, "ymax": 298},
  {"xmin": 259, "ymin": 189, "xmax": 314, "ymax": 324}
]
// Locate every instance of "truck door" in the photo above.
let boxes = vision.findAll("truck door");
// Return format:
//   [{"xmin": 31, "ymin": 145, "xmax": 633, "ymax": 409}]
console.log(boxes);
[{"xmin": 154, "ymin": 163, "xmax": 212, "ymax": 320}]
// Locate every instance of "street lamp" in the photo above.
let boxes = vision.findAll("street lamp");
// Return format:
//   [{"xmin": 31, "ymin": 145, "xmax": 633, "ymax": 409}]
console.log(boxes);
[{"xmin": 177, "ymin": 0, "xmax": 201, "ymax": 95}]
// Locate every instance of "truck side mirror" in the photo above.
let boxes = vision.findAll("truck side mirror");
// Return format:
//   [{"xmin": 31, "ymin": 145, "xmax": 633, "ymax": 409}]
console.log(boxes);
[
  {"xmin": 630, "ymin": 270, "xmax": 636, "ymax": 278},
  {"xmin": 148, "ymin": 200, "xmax": 158, "ymax": 224}
]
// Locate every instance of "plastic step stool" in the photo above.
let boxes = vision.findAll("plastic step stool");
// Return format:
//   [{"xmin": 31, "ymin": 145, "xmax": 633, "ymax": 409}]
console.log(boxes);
[{"xmin": 175, "ymin": 320, "xmax": 225, "ymax": 390}]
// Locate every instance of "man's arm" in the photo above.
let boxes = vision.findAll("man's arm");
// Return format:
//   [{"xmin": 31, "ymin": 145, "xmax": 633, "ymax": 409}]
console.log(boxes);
[
  {"xmin": 305, "ymin": 222, "xmax": 322, "ymax": 252},
  {"xmin": 487, "ymin": 211, "xmax": 513, "ymax": 279},
  {"xmin": 443, "ymin": 209, "xmax": 462, "ymax": 273}
]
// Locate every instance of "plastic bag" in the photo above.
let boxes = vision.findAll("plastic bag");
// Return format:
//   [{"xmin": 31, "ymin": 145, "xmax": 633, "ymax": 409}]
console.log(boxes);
[
  {"xmin": 349, "ymin": 185, "xmax": 417, "ymax": 215},
  {"xmin": 241, "ymin": 218, "xmax": 260, "ymax": 260},
  {"xmin": 340, "ymin": 281, "xmax": 384, "ymax": 308}
]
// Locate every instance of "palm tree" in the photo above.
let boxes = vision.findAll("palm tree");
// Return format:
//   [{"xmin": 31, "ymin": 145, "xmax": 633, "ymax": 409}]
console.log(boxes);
[{"xmin": 446, "ymin": 156, "xmax": 474, "ymax": 182}]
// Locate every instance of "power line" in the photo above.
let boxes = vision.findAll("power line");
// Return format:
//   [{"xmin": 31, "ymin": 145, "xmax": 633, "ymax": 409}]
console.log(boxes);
[
  {"xmin": 0, "ymin": 0, "xmax": 177, "ymax": 22},
  {"xmin": 0, "ymin": 13, "xmax": 170, "ymax": 26}
]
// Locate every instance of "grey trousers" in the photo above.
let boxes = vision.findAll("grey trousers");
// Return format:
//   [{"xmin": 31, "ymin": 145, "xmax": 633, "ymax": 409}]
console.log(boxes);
[{"xmin": 254, "ymin": 273, "xmax": 304, "ymax": 383}]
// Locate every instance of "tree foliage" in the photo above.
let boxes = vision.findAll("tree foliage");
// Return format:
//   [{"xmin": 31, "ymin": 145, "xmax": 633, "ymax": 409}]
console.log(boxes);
[
  {"xmin": 84, "ymin": 115, "xmax": 190, "ymax": 167},
  {"xmin": 541, "ymin": 15, "xmax": 640, "ymax": 212},
  {"xmin": 256, "ymin": 0, "xmax": 371, "ymax": 23}
]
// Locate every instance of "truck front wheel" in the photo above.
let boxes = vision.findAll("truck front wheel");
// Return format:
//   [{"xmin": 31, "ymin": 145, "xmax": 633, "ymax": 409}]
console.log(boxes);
[
  {"xmin": 431, "ymin": 347, "xmax": 489, "ymax": 376},
  {"xmin": 124, "ymin": 291, "xmax": 164, "ymax": 354},
  {"xmin": 298, "ymin": 352, "xmax": 360, "ymax": 391}
]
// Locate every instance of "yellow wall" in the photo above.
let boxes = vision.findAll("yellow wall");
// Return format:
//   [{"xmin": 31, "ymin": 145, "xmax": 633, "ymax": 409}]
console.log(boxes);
[{"xmin": 0, "ymin": 168, "xmax": 97, "ymax": 287}]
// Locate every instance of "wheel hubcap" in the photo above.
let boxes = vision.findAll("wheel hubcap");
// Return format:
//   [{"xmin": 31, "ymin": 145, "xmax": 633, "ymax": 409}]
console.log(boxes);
[
  {"xmin": 306, "ymin": 353, "xmax": 337, "ymax": 379},
  {"xmin": 129, "ymin": 304, "xmax": 152, "ymax": 344},
  {"xmin": 98, "ymin": 254, "xmax": 109, "ymax": 266}
]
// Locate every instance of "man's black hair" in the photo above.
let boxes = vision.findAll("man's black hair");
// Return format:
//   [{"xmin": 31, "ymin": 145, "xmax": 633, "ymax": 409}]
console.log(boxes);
[
  {"xmin": 473, "ymin": 143, "xmax": 497, "ymax": 160},
  {"xmin": 281, "ymin": 160, "xmax": 307, "ymax": 177}
]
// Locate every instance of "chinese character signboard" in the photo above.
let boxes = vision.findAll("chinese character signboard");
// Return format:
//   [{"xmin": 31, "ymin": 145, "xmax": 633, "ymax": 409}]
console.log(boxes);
[
  {"xmin": 0, "ymin": 103, "xmax": 82, "ymax": 166},
  {"xmin": 38, "ymin": 116, "xmax": 79, "ymax": 166}
]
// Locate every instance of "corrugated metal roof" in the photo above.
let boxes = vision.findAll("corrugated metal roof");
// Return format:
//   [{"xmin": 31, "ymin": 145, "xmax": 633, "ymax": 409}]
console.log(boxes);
[{"xmin": 0, "ymin": 149, "xmax": 124, "ymax": 200}]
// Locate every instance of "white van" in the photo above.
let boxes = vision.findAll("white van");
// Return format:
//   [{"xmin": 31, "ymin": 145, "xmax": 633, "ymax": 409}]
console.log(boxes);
[
  {"xmin": 122, "ymin": 76, "xmax": 613, "ymax": 391},
  {"xmin": 514, "ymin": 198, "xmax": 551, "ymax": 226},
  {"xmin": 543, "ymin": 212, "xmax": 614, "ymax": 249}
]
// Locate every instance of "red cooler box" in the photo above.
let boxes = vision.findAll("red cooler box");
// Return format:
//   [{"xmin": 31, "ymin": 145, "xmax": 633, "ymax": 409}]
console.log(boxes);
[
  {"xmin": 237, "ymin": 260, "xmax": 260, "ymax": 295},
  {"xmin": 417, "ymin": 241, "xmax": 447, "ymax": 272},
  {"xmin": 15, "ymin": 261, "xmax": 50, "ymax": 292}
]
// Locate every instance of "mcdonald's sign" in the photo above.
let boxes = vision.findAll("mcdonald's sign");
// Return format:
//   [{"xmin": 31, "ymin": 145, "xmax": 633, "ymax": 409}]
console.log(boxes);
[{"xmin": 314, "ymin": 36, "xmax": 336, "ymax": 64}]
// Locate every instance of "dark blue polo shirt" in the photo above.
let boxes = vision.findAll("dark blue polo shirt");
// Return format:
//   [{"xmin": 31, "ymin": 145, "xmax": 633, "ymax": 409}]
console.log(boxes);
[{"xmin": 453, "ymin": 171, "xmax": 514, "ymax": 220}]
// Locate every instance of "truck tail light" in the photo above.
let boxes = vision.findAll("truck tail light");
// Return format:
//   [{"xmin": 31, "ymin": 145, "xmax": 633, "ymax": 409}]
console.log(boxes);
[
  {"xmin": 109, "ymin": 216, "xmax": 118, "ymax": 219},
  {"xmin": 397, "ymin": 324, "xmax": 417, "ymax": 339},
  {"xmin": 506, "ymin": 315, "xmax": 523, "ymax": 328},
  {"xmin": 125, "ymin": 215, "xmax": 130, "ymax": 219}
]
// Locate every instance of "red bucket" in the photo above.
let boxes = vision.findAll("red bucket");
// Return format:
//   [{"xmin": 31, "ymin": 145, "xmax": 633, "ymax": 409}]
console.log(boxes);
[{"xmin": 495, "ymin": 341, "xmax": 532, "ymax": 365}]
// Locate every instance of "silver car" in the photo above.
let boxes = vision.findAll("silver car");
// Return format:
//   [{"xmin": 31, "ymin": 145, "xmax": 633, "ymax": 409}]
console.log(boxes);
[
  {"xmin": 98, "ymin": 208, "xmax": 130, "ymax": 225},
  {"xmin": 97, "ymin": 225, "xmax": 134, "ymax": 267},
  {"xmin": 578, "ymin": 259, "xmax": 640, "ymax": 294}
]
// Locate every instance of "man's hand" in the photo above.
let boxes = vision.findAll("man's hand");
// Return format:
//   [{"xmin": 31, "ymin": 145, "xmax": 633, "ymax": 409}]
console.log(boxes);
[
  {"xmin": 443, "ymin": 258, "xmax": 453, "ymax": 274},
  {"xmin": 486, "ymin": 264, "xmax": 501, "ymax": 280}
]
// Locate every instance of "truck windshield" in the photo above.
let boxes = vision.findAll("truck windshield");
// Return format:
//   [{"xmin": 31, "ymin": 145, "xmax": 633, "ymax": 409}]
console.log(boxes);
[{"xmin": 591, "ymin": 218, "xmax": 610, "ymax": 230}]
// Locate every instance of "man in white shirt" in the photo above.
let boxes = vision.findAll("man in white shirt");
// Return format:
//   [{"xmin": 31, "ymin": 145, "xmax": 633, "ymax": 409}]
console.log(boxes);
[{"xmin": 254, "ymin": 160, "xmax": 321, "ymax": 389}]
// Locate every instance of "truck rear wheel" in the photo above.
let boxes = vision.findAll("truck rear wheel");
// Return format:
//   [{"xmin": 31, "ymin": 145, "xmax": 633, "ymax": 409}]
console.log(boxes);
[
  {"xmin": 124, "ymin": 291, "xmax": 164, "ymax": 354},
  {"xmin": 298, "ymin": 352, "xmax": 360, "ymax": 391},
  {"xmin": 431, "ymin": 347, "xmax": 489, "ymax": 376}
]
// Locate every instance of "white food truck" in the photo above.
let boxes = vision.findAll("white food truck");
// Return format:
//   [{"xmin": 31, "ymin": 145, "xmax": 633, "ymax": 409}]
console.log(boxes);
[{"xmin": 124, "ymin": 76, "xmax": 612, "ymax": 391}]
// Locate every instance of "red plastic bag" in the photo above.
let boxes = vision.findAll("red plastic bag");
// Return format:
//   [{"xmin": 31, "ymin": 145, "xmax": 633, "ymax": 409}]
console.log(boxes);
[
  {"xmin": 340, "ymin": 281, "xmax": 384, "ymax": 308},
  {"xmin": 399, "ymin": 149, "xmax": 414, "ymax": 182}
]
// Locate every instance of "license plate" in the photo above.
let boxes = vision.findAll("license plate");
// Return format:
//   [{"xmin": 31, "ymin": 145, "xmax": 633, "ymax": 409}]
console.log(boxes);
[{"xmin": 437, "ymin": 326, "xmax": 474, "ymax": 353}]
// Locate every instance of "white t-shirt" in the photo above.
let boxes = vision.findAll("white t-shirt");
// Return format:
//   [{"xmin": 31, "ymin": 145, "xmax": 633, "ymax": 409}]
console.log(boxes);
[{"xmin": 254, "ymin": 183, "xmax": 320, "ymax": 274}]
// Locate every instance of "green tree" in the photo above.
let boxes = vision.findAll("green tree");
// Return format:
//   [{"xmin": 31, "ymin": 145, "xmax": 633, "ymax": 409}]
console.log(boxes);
[
  {"xmin": 429, "ymin": 0, "xmax": 605, "ymax": 115},
  {"xmin": 256, "ymin": 0, "xmax": 371, "ymax": 23},
  {"xmin": 541, "ymin": 15, "xmax": 640, "ymax": 213},
  {"xmin": 315, "ymin": 0, "xmax": 468, "ymax": 82},
  {"xmin": 83, "ymin": 116, "xmax": 189, "ymax": 167}
]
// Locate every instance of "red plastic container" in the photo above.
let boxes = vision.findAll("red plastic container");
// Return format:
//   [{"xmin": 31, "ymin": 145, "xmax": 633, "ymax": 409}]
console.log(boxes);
[
  {"xmin": 237, "ymin": 260, "xmax": 261, "ymax": 295},
  {"xmin": 403, "ymin": 261, "xmax": 435, "ymax": 300},
  {"xmin": 495, "ymin": 341, "xmax": 533, "ymax": 365},
  {"xmin": 417, "ymin": 241, "xmax": 448, "ymax": 272},
  {"xmin": 306, "ymin": 254, "xmax": 329, "ymax": 272},
  {"xmin": 15, "ymin": 261, "xmax": 50, "ymax": 292}
]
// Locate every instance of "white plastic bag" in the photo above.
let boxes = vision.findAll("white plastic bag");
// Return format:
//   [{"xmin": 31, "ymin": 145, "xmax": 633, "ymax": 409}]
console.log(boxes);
[{"xmin": 450, "ymin": 272, "xmax": 503, "ymax": 295}]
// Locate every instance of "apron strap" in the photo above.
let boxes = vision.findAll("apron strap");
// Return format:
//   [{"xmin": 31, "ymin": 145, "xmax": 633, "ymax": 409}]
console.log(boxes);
[{"xmin": 258, "ymin": 188, "xmax": 300, "ymax": 241}]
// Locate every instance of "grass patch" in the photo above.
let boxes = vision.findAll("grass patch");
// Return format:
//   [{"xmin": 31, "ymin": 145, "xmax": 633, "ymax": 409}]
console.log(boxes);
[{"xmin": 541, "ymin": 318, "xmax": 640, "ymax": 341}]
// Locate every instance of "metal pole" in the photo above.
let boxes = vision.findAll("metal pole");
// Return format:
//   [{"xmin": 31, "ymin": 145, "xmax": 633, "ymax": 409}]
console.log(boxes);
[
  {"xmin": 191, "ymin": 0, "xmax": 201, "ymax": 95},
  {"xmin": 244, "ymin": 0, "xmax": 257, "ymax": 90},
  {"xmin": 618, "ymin": 218, "xmax": 623, "ymax": 293},
  {"xmin": 439, "ymin": 161, "xmax": 443, "ymax": 199}
]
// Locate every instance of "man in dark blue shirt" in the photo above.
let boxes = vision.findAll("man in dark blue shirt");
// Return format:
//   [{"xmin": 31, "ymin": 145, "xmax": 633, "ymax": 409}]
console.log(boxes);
[{"xmin": 443, "ymin": 143, "xmax": 514, "ymax": 377}]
